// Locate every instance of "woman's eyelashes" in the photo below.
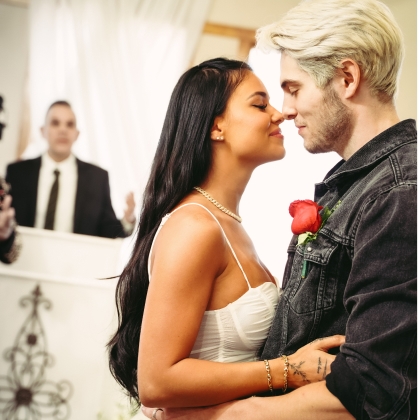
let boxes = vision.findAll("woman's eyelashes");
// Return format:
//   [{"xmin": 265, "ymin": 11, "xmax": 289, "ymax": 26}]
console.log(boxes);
[{"xmin": 253, "ymin": 104, "xmax": 268, "ymax": 110}]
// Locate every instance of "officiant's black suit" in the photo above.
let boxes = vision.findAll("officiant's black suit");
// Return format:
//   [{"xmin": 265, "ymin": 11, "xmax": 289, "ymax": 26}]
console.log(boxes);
[{"xmin": 6, "ymin": 157, "xmax": 126, "ymax": 238}]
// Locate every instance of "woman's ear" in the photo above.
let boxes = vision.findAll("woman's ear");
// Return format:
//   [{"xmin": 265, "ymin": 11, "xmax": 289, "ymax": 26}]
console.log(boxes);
[
  {"xmin": 337, "ymin": 59, "xmax": 361, "ymax": 99},
  {"xmin": 210, "ymin": 116, "xmax": 225, "ymax": 142}
]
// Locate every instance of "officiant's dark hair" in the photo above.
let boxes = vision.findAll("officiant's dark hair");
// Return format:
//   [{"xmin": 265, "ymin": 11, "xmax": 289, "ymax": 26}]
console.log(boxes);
[{"xmin": 108, "ymin": 57, "xmax": 252, "ymax": 402}]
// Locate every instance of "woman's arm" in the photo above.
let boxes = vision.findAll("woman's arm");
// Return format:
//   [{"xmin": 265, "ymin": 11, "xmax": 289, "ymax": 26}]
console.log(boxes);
[
  {"xmin": 142, "ymin": 382, "xmax": 354, "ymax": 420},
  {"xmin": 138, "ymin": 208, "xmax": 342, "ymax": 408}
]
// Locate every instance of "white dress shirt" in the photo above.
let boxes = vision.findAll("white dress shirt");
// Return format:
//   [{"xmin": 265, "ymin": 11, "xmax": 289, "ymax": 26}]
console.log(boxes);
[{"xmin": 35, "ymin": 153, "xmax": 78, "ymax": 233}]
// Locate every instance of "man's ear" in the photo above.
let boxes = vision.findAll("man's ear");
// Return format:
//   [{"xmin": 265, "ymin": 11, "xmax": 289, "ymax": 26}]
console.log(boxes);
[
  {"xmin": 210, "ymin": 116, "xmax": 225, "ymax": 142},
  {"xmin": 337, "ymin": 59, "xmax": 361, "ymax": 99},
  {"xmin": 40, "ymin": 126, "xmax": 46, "ymax": 139}
]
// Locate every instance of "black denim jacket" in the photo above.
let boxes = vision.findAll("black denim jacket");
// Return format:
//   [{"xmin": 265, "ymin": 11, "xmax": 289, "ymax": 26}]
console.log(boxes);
[{"xmin": 261, "ymin": 120, "xmax": 417, "ymax": 420}]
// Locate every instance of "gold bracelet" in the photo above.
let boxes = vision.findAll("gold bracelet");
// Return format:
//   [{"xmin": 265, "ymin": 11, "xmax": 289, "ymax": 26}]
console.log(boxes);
[
  {"xmin": 282, "ymin": 355, "xmax": 289, "ymax": 393},
  {"xmin": 264, "ymin": 360, "xmax": 274, "ymax": 393}
]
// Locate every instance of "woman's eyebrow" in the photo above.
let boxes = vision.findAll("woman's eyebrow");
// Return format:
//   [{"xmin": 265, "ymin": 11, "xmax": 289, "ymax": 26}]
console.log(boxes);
[{"xmin": 246, "ymin": 91, "xmax": 270, "ymax": 100}]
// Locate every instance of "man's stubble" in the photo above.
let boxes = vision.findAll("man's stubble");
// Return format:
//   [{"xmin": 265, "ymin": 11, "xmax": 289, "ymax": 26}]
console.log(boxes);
[{"xmin": 304, "ymin": 85, "xmax": 354, "ymax": 155}]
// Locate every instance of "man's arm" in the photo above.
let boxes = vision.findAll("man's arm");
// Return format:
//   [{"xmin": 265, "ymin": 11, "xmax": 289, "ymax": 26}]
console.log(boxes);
[
  {"xmin": 326, "ymin": 185, "xmax": 417, "ymax": 420},
  {"xmin": 142, "ymin": 382, "xmax": 353, "ymax": 420}
]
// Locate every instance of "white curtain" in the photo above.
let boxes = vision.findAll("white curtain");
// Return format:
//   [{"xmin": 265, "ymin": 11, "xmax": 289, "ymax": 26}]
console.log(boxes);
[{"xmin": 26, "ymin": 0, "xmax": 211, "ymax": 218}]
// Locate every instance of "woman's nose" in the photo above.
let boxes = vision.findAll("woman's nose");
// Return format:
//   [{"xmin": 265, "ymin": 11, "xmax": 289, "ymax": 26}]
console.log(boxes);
[{"xmin": 271, "ymin": 107, "xmax": 284, "ymax": 125}]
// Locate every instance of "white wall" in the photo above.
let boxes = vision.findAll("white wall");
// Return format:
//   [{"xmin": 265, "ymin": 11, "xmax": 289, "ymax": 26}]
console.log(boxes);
[{"xmin": 0, "ymin": 3, "xmax": 28, "ymax": 175}]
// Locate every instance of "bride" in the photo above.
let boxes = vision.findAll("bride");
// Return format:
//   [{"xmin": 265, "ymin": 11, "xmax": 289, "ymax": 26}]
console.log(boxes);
[{"xmin": 108, "ymin": 58, "xmax": 344, "ymax": 414}]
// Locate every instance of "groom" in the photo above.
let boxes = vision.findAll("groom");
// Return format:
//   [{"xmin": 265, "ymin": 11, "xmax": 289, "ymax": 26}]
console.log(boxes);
[{"xmin": 143, "ymin": 0, "xmax": 417, "ymax": 418}]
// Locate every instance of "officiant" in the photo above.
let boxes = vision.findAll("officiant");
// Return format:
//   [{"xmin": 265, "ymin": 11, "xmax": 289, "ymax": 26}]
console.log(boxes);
[{"xmin": 5, "ymin": 100, "xmax": 136, "ymax": 239}]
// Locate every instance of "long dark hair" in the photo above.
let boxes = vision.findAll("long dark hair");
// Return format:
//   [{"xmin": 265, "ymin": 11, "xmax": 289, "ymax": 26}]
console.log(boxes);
[{"xmin": 107, "ymin": 58, "xmax": 252, "ymax": 401}]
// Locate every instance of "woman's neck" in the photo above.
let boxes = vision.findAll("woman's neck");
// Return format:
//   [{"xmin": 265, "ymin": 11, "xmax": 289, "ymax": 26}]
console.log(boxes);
[{"xmin": 199, "ymin": 155, "xmax": 254, "ymax": 215}]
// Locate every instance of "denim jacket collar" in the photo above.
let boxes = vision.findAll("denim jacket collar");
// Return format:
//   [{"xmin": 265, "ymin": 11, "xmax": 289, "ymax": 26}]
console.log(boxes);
[{"xmin": 315, "ymin": 119, "xmax": 417, "ymax": 196}]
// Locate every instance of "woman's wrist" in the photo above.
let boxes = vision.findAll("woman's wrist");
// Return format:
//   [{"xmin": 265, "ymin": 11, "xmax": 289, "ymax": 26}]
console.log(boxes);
[{"xmin": 266, "ymin": 358, "xmax": 284, "ymax": 390}]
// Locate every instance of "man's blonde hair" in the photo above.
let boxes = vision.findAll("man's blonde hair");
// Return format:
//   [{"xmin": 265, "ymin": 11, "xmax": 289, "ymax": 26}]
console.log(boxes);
[{"xmin": 256, "ymin": 0, "xmax": 404, "ymax": 102}]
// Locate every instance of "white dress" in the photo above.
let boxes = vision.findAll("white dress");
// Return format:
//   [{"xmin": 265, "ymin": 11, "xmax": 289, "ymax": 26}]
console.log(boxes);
[{"xmin": 148, "ymin": 203, "xmax": 281, "ymax": 363}]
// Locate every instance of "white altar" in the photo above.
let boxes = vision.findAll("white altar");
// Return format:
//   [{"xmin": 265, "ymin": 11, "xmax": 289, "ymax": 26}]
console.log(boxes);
[{"xmin": 0, "ymin": 227, "xmax": 138, "ymax": 419}]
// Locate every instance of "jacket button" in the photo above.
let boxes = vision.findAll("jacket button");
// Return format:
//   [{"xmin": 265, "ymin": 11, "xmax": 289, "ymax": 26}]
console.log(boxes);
[{"xmin": 307, "ymin": 247, "xmax": 312, "ymax": 252}]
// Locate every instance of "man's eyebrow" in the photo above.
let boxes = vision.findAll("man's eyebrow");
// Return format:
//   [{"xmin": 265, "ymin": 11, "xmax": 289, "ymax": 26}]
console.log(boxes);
[
  {"xmin": 246, "ymin": 91, "xmax": 270, "ymax": 100},
  {"xmin": 281, "ymin": 80, "xmax": 301, "ymax": 89}
]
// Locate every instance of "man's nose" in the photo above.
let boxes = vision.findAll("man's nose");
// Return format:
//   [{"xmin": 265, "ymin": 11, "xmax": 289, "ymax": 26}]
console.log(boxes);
[{"xmin": 282, "ymin": 98, "xmax": 297, "ymax": 121}]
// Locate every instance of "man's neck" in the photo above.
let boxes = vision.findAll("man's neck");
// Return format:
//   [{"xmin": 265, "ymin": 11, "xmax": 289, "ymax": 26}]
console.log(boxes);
[
  {"xmin": 339, "ymin": 101, "xmax": 400, "ymax": 161},
  {"xmin": 47, "ymin": 150, "xmax": 72, "ymax": 163}
]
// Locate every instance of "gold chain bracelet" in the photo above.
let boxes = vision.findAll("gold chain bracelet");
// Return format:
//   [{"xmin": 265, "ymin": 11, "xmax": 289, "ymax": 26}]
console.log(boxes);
[
  {"xmin": 282, "ymin": 355, "xmax": 289, "ymax": 393},
  {"xmin": 264, "ymin": 360, "xmax": 274, "ymax": 393}
]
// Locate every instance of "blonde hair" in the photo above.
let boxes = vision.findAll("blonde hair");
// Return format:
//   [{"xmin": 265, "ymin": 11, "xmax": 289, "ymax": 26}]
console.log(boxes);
[{"xmin": 256, "ymin": 0, "xmax": 404, "ymax": 101}]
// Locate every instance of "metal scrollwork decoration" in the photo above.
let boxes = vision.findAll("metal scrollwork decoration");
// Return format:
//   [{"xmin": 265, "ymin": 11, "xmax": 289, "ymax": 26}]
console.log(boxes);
[{"xmin": 0, "ymin": 284, "xmax": 73, "ymax": 419}]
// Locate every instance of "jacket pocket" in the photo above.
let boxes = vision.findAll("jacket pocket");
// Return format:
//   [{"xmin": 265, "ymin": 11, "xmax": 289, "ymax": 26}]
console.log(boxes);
[{"xmin": 286, "ymin": 234, "xmax": 339, "ymax": 314}]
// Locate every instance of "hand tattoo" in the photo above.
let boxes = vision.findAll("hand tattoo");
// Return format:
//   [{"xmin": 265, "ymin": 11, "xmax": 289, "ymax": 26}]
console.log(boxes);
[
  {"xmin": 289, "ymin": 361, "xmax": 310, "ymax": 383},
  {"xmin": 322, "ymin": 359, "xmax": 328, "ymax": 380},
  {"xmin": 317, "ymin": 357, "xmax": 322, "ymax": 374}
]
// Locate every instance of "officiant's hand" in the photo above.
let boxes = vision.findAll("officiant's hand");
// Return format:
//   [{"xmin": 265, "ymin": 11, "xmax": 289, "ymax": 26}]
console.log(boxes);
[
  {"xmin": 0, "ymin": 195, "xmax": 15, "ymax": 242},
  {"xmin": 123, "ymin": 191, "xmax": 136, "ymax": 224}
]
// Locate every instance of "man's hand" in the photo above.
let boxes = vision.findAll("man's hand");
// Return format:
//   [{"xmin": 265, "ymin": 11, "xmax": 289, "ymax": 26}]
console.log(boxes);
[
  {"xmin": 0, "ymin": 195, "xmax": 15, "ymax": 242},
  {"xmin": 123, "ymin": 191, "xmax": 136, "ymax": 224}
]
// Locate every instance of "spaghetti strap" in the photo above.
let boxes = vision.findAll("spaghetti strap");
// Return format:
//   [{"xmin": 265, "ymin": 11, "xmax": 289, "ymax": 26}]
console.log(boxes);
[{"xmin": 147, "ymin": 203, "xmax": 251, "ymax": 289}]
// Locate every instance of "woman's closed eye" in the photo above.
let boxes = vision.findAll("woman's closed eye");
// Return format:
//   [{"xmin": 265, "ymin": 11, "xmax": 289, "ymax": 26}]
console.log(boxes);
[{"xmin": 253, "ymin": 104, "xmax": 268, "ymax": 110}]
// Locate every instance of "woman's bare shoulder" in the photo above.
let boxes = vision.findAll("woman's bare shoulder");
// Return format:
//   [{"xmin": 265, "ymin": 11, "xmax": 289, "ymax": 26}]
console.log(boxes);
[{"xmin": 151, "ymin": 204, "xmax": 227, "ymax": 275}]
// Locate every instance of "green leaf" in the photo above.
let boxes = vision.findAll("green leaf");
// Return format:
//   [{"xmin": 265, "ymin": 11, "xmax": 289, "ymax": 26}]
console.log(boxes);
[
  {"xmin": 297, "ymin": 232, "xmax": 317, "ymax": 247},
  {"xmin": 297, "ymin": 233, "xmax": 309, "ymax": 245},
  {"xmin": 323, "ymin": 207, "xmax": 331, "ymax": 219}
]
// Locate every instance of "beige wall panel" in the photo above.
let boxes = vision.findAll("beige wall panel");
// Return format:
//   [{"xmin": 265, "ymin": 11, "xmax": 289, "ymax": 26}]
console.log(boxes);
[
  {"xmin": 207, "ymin": 0, "xmax": 296, "ymax": 28},
  {"xmin": 386, "ymin": 0, "xmax": 417, "ymax": 120},
  {"xmin": 192, "ymin": 34, "xmax": 240, "ymax": 67}
]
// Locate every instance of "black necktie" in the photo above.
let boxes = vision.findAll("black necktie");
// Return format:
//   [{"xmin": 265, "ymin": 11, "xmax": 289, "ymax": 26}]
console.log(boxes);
[{"xmin": 44, "ymin": 169, "xmax": 60, "ymax": 230}]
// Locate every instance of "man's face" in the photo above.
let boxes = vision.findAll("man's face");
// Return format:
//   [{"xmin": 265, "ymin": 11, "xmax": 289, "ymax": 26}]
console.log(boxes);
[
  {"xmin": 41, "ymin": 105, "xmax": 79, "ymax": 161},
  {"xmin": 280, "ymin": 53, "xmax": 353, "ymax": 155}
]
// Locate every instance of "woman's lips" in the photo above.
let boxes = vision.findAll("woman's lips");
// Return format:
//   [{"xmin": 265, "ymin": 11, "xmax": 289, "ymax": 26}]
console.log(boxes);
[{"xmin": 269, "ymin": 128, "xmax": 283, "ymax": 138}]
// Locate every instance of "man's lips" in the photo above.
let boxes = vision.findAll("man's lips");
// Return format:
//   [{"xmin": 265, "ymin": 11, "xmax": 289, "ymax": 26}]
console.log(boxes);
[
  {"xmin": 269, "ymin": 128, "xmax": 283, "ymax": 138},
  {"xmin": 296, "ymin": 125, "xmax": 306, "ymax": 135}
]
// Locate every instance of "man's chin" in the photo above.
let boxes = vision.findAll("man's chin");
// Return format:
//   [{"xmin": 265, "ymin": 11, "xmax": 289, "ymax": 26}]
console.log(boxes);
[{"xmin": 303, "ymin": 139, "xmax": 332, "ymax": 155}]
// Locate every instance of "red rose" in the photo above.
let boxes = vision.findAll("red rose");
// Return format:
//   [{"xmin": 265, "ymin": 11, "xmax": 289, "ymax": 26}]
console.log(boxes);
[{"xmin": 289, "ymin": 200, "xmax": 323, "ymax": 235}]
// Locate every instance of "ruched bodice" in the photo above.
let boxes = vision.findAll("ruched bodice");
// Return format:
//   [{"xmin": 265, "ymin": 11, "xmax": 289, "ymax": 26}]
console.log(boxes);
[{"xmin": 148, "ymin": 203, "xmax": 281, "ymax": 363}]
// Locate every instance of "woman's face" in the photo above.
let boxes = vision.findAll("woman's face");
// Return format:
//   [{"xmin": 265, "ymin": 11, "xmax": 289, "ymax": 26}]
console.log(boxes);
[{"xmin": 215, "ymin": 71, "xmax": 285, "ymax": 166}]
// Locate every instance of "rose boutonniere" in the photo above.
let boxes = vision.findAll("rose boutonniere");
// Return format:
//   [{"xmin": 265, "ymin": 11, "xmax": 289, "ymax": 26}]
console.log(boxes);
[{"xmin": 289, "ymin": 199, "xmax": 341, "ymax": 278}]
